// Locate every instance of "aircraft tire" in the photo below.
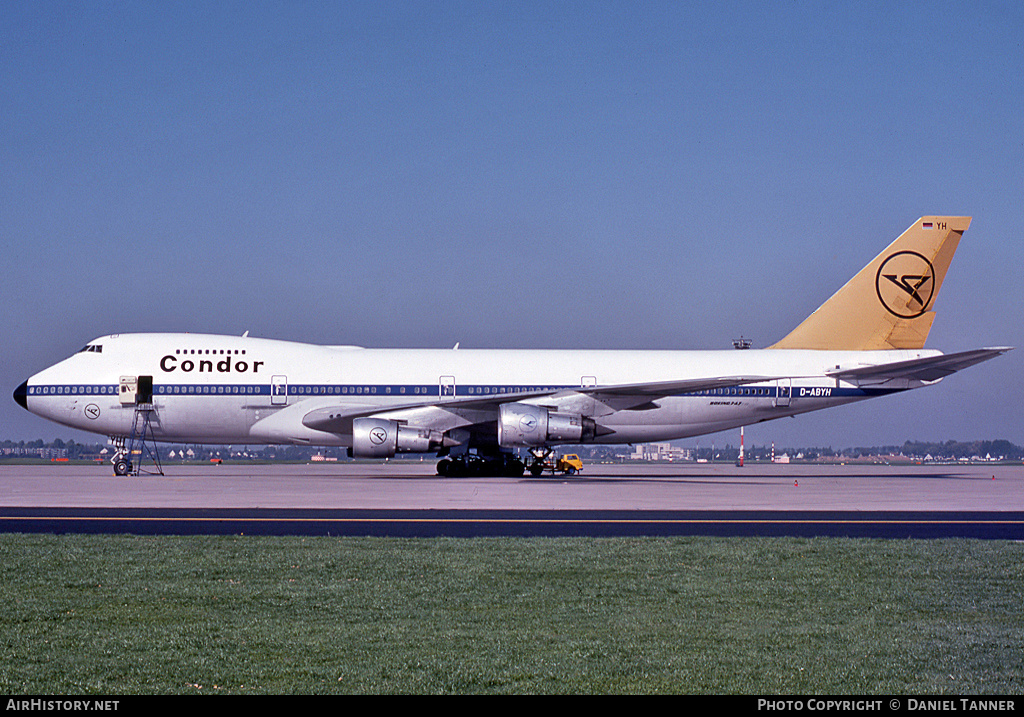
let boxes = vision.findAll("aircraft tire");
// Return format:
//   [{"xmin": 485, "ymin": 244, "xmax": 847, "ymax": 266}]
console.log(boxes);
[
  {"xmin": 504, "ymin": 459, "xmax": 526, "ymax": 477},
  {"xmin": 445, "ymin": 459, "xmax": 468, "ymax": 478}
]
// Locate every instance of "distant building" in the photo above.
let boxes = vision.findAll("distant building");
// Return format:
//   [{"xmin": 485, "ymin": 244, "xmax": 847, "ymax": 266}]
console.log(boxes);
[{"xmin": 631, "ymin": 443, "xmax": 693, "ymax": 461}]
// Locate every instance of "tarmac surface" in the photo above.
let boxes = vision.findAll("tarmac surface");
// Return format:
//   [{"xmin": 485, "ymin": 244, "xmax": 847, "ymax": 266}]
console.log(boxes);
[{"xmin": 1, "ymin": 462, "xmax": 1022, "ymax": 538}]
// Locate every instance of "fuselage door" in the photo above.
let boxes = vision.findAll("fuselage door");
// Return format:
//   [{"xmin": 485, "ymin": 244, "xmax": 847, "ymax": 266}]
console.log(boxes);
[
  {"xmin": 271, "ymin": 375, "xmax": 288, "ymax": 405},
  {"xmin": 439, "ymin": 375, "xmax": 456, "ymax": 399},
  {"xmin": 774, "ymin": 378, "xmax": 792, "ymax": 407},
  {"xmin": 137, "ymin": 376, "xmax": 153, "ymax": 405}
]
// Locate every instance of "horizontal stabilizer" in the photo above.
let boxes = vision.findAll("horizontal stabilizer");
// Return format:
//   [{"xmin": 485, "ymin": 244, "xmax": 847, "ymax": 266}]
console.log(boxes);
[{"xmin": 827, "ymin": 347, "xmax": 1012, "ymax": 384}]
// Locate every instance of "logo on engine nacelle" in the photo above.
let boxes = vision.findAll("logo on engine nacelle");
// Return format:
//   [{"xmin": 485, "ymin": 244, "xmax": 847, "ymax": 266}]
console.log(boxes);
[
  {"xmin": 519, "ymin": 415, "xmax": 539, "ymax": 432},
  {"xmin": 369, "ymin": 427, "xmax": 389, "ymax": 445}
]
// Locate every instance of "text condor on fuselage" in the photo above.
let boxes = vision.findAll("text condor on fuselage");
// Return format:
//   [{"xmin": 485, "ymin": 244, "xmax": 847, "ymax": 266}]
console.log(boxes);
[{"xmin": 159, "ymin": 355, "xmax": 264, "ymax": 374}]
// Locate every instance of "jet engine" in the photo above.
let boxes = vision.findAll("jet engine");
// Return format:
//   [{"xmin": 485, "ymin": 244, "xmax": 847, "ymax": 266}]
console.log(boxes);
[
  {"xmin": 350, "ymin": 417, "xmax": 450, "ymax": 458},
  {"xmin": 497, "ymin": 403, "xmax": 596, "ymax": 448}
]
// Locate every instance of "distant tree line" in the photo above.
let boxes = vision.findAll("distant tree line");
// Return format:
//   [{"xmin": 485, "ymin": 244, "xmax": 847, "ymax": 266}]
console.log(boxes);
[
  {"xmin": 0, "ymin": 439, "xmax": 330, "ymax": 462},
  {"xmin": 562, "ymin": 440, "xmax": 1024, "ymax": 462},
  {"xmin": 898, "ymin": 439, "xmax": 1023, "ymax": 460},
  {"xmin": 1, "ymin": 438, "xmax": 100, "ymax": 460},
  {"xmin": 2, "ymin": 438, "xmax": 1022, "ymax": 462}
]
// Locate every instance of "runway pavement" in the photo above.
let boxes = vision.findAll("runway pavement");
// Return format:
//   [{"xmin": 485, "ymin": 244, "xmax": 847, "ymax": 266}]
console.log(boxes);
[{"xmin": 0, "ymin": 462, "xmax": 1022, "ymax": 538}]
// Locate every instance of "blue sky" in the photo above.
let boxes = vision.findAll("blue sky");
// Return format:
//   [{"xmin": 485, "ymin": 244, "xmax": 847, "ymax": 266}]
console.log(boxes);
[{"xmin": 3, "ymin": 1, "xmax": 1022, "ymax": 447}]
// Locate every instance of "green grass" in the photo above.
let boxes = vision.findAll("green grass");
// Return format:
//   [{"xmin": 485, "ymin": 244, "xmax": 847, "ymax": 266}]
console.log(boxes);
[{"xmin": 0, "ymin": 535, "xmax": 1021, "ymax": 694}]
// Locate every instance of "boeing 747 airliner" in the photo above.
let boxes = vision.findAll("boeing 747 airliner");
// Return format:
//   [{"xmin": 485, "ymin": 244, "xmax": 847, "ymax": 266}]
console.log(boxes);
[{"xmin": 13, "ymin": 216, "xmax": 1010, "ymax": 476}]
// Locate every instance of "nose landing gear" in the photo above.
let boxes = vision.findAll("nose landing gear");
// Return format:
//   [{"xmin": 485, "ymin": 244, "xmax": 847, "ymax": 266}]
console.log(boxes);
[{"xmin": 109, "ymin": 402, "xmax": 164, "ymax": 477}]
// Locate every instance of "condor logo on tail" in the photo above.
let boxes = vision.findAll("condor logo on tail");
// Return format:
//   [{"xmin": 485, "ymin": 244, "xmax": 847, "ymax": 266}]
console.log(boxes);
[{"xmin": 875, "ymin": 250, "xmax": 936, "ymax": 319}]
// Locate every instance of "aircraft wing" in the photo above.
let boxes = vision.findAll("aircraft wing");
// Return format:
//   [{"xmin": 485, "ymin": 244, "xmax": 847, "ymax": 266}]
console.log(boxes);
[
  {"xmin": 571, "ymin": 375, "xmax": 780, "ymax": 411},
  {"xmin": 301, "ymin": 374, "xmax": 779, "ymax": 434},
  {"xmin": 826, "ymin": 347, "xmax": 1012, "ymax": 384}
]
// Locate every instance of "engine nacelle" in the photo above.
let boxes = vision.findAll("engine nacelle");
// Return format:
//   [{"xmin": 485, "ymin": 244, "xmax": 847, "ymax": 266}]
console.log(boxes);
[
  {"xmin": 351, "ymin": 418, "xmax": 449, "ymax": 458},
  {"xmin": 497, "ymin": 403, "xmax": 595, "ymax": 448}
]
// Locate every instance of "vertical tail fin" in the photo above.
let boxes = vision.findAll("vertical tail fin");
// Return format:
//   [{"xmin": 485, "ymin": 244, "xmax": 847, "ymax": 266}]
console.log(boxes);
[{"xmin": 769, "ymin": 216, "xmax": 970, "ymax": 350}]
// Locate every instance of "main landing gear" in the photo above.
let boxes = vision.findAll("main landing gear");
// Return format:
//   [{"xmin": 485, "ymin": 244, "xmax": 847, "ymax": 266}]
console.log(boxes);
[
  {"xmin": 525, "ymin": 448, "xmax": 584, "ymax": 476},
  {"xmin": 527, "ymin": 447, "xmax": 553, "ymax": 476},
  {"xmin": 436, "ymin": 452, "xmax": 526, "ymax": 477}
]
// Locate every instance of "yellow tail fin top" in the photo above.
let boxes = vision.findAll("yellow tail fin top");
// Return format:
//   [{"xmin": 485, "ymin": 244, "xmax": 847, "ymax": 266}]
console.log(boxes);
[{"xmin": 769, "ymin": 216, "xmax": 970, "ymax": 350}]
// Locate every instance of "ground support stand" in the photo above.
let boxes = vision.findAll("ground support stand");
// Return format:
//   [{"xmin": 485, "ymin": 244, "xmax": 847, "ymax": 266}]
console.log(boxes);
[{"xmin": 111, "ymin": 404, "xmax": 164, "ymax": 476}]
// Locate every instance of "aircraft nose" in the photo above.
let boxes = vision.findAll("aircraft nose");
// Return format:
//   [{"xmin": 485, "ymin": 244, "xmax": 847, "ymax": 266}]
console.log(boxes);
[{"xmin": 13, "ymin": 381, "xmax": 28, "ymax": 410}]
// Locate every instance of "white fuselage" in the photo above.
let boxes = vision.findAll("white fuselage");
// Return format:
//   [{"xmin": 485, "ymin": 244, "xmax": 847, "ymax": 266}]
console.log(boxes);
[{"xmin": 19, "ymin": 333, "xmax": 934, "ymax": 447}]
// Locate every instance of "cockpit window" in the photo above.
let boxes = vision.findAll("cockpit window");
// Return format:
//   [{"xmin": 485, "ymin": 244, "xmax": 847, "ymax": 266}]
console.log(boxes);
[{"xmin": 78, "ymin": 345, "xmax": 103, "ymax": 353}]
